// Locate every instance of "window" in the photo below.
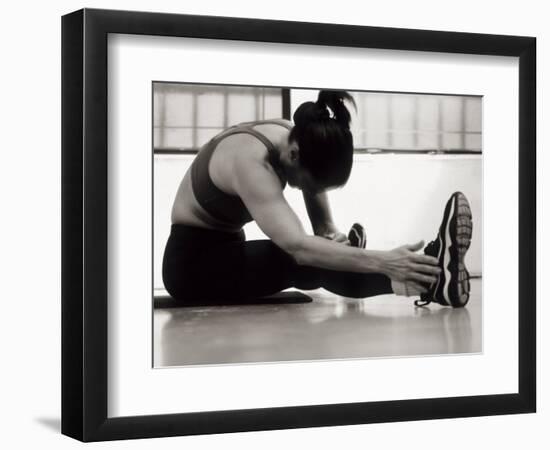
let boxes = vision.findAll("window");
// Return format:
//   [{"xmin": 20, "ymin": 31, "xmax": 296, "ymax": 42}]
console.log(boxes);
[
  {"xmin": 352, "ymin": 92, "xmax": 482, "ymax": 153},
  {"xmin": 153, "ymin": 83, "xmax": 285, "ymax": 152}
]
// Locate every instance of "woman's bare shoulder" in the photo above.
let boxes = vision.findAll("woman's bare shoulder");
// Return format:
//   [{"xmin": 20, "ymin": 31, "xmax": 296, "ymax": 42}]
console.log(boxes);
[
  {"xmin": 231, "ymin": 139, "xmax": 280, "ymax": 178},
  {"xmin": 231, "ymin": 136, "xmax": 274, "ymax": 168}
]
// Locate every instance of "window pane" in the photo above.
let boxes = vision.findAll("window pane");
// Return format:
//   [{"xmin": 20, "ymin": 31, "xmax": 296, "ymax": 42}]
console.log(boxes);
[
  {"xmin": 197, "ymin": 128, "xmax": 224, "ymax": 147},
  {"xmin": 391, "ymin": 95, "xmax": 415, "ymax": 132},
  {"xmin": 164, "ymin": 91, "xmax": 194, "ymax": 127},
  {"xmin": 392, "ymin": 131, "xmax": 416, "ymax": 149},
  {"xmin": 465, "ymin": 97, "xmax": 482, "ymax": 132},
  {"xmin": 264, "ymin": 92, "xmax": 283, "ymax": 118},
  {"xmin": 364, "ymin": 94, "xmax": 390, "ymax": 133},
  {"xmin": 162, "ymin": 128, "xmax": 194, "ymax": 149},
  {"xmin": 465, "ymin": 133, "xmax": 482, "ymax": 151},
  {"xmin": 441, "ymin": 97, "xmax": 462, "ymax": 133},
  {"xmin": 417, "ymin": 96, "xmax": 439, "ymax": 132},
  {"xmin": 441, "ymin": 132, "xmax": 461, "ymax": 150},
  {"xmin": 361, "ymin": 93, "xmax": 390, "ymax": 148},
  {"xmin": 197, "ymin": 92, "xmax": 225, "ymax": 127},
  {"xmin": 390, "ymin": 95, "xmax": 415, "ymax": 149},
  {"xmin": 228, "ymin": 92, "xmax": 257, "ymax": 124},
  {"xmin": 417, "ymin": 131, "xmax": 439, "ymax": 149}
]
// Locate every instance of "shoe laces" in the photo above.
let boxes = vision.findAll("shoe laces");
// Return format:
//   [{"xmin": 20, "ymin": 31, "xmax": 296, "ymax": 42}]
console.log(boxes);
[{"xmin": 414, "ymin": 298, "xmax": 432, "ymax": 307}]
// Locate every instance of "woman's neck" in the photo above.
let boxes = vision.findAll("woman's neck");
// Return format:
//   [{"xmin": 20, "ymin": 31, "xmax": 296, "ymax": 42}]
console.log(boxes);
[{"xmin": 267, "ymin": 136, "xmax": 288, "ymax": 187}]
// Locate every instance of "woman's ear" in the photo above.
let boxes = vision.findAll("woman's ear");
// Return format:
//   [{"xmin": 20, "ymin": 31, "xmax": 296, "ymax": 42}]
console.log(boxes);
[{"xmin": 289, "ymin": 141, "xmax": 300, "ymax": 162}]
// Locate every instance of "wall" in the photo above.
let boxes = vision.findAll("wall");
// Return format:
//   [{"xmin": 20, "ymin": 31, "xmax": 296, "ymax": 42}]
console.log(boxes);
[{"xmin": 1, "ymin": 1, "xmax": 546, "ymax": 450}]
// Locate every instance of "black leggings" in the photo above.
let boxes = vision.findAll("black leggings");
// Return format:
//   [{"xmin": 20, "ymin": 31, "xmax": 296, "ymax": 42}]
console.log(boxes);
[{"xmin": 162, "ymin": 224, "xmax": 393, "ymax": 303}]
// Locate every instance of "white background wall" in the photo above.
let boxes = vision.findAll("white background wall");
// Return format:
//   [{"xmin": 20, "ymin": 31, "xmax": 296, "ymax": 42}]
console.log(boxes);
[{"xmin": 0, "ymin": 1, "xmax": 547, "ymax": 449}]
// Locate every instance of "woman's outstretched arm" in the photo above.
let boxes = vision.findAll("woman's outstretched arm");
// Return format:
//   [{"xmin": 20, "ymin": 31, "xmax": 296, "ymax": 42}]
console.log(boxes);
[
  {"xmin": 232, "ymin": 151, "xmax": 440, "ymax": 285},
  {"xmin": 302, "ymin": 190, "xmax": 349, "ymax": 244}
]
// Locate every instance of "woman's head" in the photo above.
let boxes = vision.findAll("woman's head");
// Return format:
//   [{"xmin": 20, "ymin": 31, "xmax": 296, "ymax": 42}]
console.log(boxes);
[{"xmin": 284, "ymin": 90, "xmax": 356, "ymax": 193}]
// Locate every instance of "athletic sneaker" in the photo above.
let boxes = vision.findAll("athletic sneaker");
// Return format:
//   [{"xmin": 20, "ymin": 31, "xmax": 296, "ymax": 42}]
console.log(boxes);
[
  {"xmin": 414, "ymin": 192, "xmax": 473, "ymax": 308},
  {"xmin": 348, "ymin": 222, "xmax": 367, "ymax": 249}
]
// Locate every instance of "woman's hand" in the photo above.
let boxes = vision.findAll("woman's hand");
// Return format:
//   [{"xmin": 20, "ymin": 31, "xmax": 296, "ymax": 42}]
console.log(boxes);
[
  {"xmin": 379, "ymin": 240, "xmax": 441, "ymax": 285},
  {"xmin": 317, "ymin": 224, "xmax": 350, "ymax": 246}
]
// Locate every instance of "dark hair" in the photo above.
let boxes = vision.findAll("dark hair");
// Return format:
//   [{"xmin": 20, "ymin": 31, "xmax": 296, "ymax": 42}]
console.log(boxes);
[{"xmin": 289, "ymin": 90, "xmax": 357, "ymax": 188}]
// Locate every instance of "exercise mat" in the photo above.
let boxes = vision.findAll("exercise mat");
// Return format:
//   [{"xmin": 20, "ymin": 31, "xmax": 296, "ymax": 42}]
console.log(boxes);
[{"xmin": 154, "ymin": 290, "xmax": 313, "ymax": 308}]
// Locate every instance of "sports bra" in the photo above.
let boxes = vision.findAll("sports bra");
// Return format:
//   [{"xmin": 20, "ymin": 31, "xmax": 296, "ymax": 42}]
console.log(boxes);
[{"xmin": 190, "ymin": 119, "xmax": 293, "ymax": 228}]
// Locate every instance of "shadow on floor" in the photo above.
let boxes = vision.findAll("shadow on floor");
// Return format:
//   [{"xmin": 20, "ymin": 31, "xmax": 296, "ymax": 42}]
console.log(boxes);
[
  {"xmin": 154, "ymin": 290, "xmax": 312, "ymax": 308},
  {"xmin": 35, "ymin": 417, "xmax": 61, "ymax": 433}
]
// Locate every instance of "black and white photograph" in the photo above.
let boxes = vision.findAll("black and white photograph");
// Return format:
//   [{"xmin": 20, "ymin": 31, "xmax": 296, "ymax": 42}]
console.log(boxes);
[
  {"xmin": 153, "ymin": 83, "xmax": 482, "ymax": 367},
  {"xmin": 1, "ymin": 0, "xmax": 544, "ymax": 446}
]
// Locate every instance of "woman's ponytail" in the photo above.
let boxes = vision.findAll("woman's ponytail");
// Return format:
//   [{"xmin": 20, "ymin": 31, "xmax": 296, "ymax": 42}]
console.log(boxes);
[
  {"xmin": 316, "ymin": 90, "xmax": 356, "ymax": 129},
  {"xmin": 293, "ymin": 90, "xmax": 356, "ymax": 130}
]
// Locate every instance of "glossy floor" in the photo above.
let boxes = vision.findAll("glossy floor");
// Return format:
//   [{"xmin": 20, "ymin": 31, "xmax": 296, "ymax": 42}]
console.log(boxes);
[{"xmin": 154, "ymin": 279, "xmax": 481, "ymax": 367}]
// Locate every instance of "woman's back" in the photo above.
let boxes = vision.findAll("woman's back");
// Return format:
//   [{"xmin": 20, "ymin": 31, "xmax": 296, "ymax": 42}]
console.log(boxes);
[{"xmin": 171, "ymin": 119, "xmax": 293, "ymax": 231}]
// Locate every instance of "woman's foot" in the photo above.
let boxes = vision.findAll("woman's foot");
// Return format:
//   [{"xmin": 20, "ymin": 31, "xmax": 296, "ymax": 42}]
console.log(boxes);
[
  {"xmin": 348, "ymin": 222, "xmax": 367, "ymax": 248},
  {"xmin": 414, "ymin": 192, "xmax": 473, "ymax": 308},
  {"xmin": 392, "ymin": 280, "xmax": 425, "ymax": 297}
]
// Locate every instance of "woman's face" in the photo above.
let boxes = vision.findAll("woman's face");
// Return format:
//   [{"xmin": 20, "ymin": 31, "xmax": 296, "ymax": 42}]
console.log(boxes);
[
  {"xmin": 295, "ymin": 169, "xmax": 326, "ymax": 195},
  {"xmin": 280, "ymin": 140, "xmax": 327, "ymax": 194}
]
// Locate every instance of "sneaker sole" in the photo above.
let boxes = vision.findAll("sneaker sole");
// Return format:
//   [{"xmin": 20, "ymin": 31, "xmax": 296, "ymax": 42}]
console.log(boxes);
[{"xmin": 441, "ymin": 192, "xmax": 473, "ymax": 307}]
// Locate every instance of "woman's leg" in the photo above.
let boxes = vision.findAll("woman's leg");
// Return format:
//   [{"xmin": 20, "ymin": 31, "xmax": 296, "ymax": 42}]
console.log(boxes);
[{"xmin": 194, "ymin": 238, "xmax": 393, "ymax": 301}]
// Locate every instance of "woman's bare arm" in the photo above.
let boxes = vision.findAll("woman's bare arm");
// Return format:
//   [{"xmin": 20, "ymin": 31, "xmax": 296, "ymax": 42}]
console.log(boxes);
[
  {"xmin": 302, "ymin": 190, "xmax": 339, "ymax": 235},
  {"xmin": 232, "ymin": 151, "xmax": 440, "ymax": 283}
]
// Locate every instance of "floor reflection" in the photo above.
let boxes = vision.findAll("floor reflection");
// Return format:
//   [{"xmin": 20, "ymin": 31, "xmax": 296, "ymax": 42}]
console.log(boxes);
[{"xmin": 154, "ymin": 279, "xmax": 481, "ymax": 367}]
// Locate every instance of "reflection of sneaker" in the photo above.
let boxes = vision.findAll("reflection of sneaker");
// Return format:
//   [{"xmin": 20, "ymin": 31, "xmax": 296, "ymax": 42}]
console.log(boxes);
[
  {"xmin": 415, "ymin": 192, "xmax": 473, "ymax": 308},
  {"xmin": 348, "ymin": 223, "xmax": 367, "ymax": 248}
]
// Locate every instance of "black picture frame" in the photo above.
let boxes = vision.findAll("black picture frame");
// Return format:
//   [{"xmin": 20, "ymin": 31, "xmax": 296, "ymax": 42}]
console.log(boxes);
[{"xmin": 61, "ymin": 8, "xmax": 536, "ymax": 442}]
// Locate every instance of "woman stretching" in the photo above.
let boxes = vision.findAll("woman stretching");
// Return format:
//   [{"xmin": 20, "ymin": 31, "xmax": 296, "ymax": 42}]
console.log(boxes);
[{"xmin": 163, "ymin": 91, "xmax": 473, "ymax": 308}]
